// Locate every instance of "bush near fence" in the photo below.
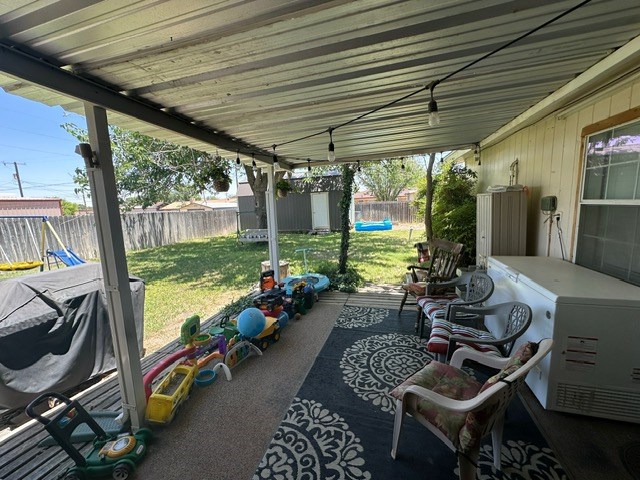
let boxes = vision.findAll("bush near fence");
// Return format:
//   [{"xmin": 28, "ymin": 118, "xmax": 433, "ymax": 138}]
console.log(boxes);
[
  {"xmin": 0, "ymin": 210, "xmax": 237, "ymax": 263},
  {"xmin": 354, "ymin": 201, "xmax": 417, "ymax": 223}
]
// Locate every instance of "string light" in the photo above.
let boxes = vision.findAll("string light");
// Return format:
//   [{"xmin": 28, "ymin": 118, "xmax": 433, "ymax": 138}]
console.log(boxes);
[
  {"xmin": 251, "ymin": 153, "xmax": 257, "ymax": 168},
  {"xmin": 307, "ymin": 158, "xmax": 312, "ymax": 172},
  {"xmin": 327, "ymin": 128, "xmax": 336, "ymax": 162},
  {"xmin": 272, "ymin": 145, "xmax": 280, "ymax": 170},
  {"xmin": 260, "ymin": 2, "xmax": 590, "ymax": 162},
  {"xmin": 427, "ymin": 80, "xmax": 440, "ymax": 127},
  {"xmin": 401, "ymin": 158, "xmax": 405, "ymax": 170},
  {"xmin": 235, "ymin": 149, "xmax": 241, "ymax": 165},
  {"xmin": 356, "ymin": 160, "xmax": 361, "ymax": 173}
]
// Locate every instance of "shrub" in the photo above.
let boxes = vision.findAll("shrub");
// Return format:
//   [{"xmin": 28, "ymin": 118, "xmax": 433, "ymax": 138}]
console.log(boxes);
[
  {"xmin": 316, "ymin": 261, "xmax": 364, "ymax": 293},
  {"xmin": 220, "ymin": 294, "xmax": 255, "ymax": 318}
]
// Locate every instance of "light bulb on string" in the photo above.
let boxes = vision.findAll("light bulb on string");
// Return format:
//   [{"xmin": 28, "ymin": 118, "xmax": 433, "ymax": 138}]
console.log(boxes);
[
  {"xmin": 307, "ymin": 158, "xmax": 312, "ymax": 172},
  {"xmin": 356, "ymin": 160, "xmax": 361, "ymax": 173},
  {"xmin": 251, "ymin": 153, "xmax": 257, "ymax": 168},
  {"xmin": 427, "ymin": 80, "xmax": 440, "ymax": 127},
  {"xmin": 272, "ymin": 145, "xmax": 279, "ymax": 170},
  {"xmin": 235, "ymin": 149, "xmax": 241, "ymax": 166},
  {"xmin": 327, "ymin": 128, "xmax": 336, "ymax": 162},
  {"xmin": 401, "ymin": 159, "xmax": 405, "ymax": 170}
]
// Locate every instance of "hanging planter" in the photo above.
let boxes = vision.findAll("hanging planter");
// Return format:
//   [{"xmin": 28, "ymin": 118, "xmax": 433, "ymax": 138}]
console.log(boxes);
[
  {"xmin": 213, "ymin": 177, "xmax": 231, "ymax": 192},
  {"xmin": 276, "ymin": 179, "xmax": 293, "ymax": 198}
]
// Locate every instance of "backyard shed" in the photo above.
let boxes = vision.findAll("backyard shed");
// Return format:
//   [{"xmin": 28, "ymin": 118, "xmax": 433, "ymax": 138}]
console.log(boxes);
[{"xmin": 238, "ymin": 174, "xmax": 352, "ymax": 231}]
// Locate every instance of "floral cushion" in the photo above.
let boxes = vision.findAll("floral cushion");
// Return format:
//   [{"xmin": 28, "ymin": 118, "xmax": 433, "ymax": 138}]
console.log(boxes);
[
  {"xmin": 390, "ymin": 361, "xmax": 482, "ymax": 447},
  {"xmin": 427, "ymin": 319, "xmax": 502, "ymax": 356},
  {"xmin": 457, "ymin": 342, "xmax": 539, "ymax": 453}
]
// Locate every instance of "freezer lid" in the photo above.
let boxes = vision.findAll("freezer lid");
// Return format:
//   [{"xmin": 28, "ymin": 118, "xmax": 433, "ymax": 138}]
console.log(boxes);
[{"xmin": 488, "ymin": 256, "xmax": 640, "ymax": 307}]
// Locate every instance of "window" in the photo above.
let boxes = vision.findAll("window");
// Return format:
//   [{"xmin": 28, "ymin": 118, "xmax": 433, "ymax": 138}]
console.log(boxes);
[{"xmin": 575, "ymin": 117, "xmax": 640, "ymax": 285}]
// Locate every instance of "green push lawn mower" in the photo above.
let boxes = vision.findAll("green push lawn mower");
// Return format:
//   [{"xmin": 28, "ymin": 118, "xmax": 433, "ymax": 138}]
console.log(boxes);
[{"xmin": 26, "ymin": 392, "xmax": 152, "ymax": 480}]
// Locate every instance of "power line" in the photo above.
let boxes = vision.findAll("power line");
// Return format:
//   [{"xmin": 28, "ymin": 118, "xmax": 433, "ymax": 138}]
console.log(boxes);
[
  {"xmin": 0, "ymin": 142, "xmax": 78, "ymax": 158},
  {"xmin": 271, "ymin": 0, "xmax": 594, "ymax": 154},
  {"xmin": 0, "ymin": 123, "xmax": 78, "ymax": 142}
]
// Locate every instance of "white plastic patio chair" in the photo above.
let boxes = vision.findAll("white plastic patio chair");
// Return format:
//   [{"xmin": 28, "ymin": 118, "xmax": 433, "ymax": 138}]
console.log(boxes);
[{"xmin": 390, "ymin": 338, "xmax": 553, "ymax": 479}]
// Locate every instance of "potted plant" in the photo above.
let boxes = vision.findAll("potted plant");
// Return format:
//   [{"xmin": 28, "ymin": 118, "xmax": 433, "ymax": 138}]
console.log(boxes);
[
  {"xmin": 197, "ymin": 155, "xmax": 232, "ymax": 193},
  {"xmin": 276, "ymin": 179, "xmax": 293, "ymax": 198}
]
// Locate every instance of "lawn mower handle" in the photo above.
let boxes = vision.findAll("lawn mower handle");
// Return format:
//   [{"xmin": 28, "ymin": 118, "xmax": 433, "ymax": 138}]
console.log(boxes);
[{"xmin": 26, "ymin": 392, "xmax": 72, "ymax": 424}]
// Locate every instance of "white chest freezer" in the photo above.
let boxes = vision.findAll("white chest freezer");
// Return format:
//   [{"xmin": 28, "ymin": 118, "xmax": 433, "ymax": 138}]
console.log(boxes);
[{"xmin": 487, "ymin": 256, "xmax": 640, "ymax": 423}]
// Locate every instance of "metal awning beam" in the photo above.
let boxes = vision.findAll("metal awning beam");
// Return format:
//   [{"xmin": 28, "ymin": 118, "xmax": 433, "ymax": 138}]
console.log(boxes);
[{"xmin": 0, "ymin": 44, "xmax": 277, "ymax": 165}]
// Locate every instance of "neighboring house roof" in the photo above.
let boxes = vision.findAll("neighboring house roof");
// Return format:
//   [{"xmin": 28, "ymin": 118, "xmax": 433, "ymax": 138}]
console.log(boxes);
[
  {"xmin": 354, "ymin": 188, "xmax": 417, "ymax": 201},
  {"xmin": 0, "ymin": 197, "xmax": 63, "ymax": 217},
  {"xmin": 159, "ymin": 200, "xmax": 238, "ymax": 211}
]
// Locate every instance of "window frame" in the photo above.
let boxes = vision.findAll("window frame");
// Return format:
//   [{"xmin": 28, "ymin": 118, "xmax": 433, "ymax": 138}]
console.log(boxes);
[{"xmin": 573, "ymin": 108, "xmax": 640, "ymax": 283}]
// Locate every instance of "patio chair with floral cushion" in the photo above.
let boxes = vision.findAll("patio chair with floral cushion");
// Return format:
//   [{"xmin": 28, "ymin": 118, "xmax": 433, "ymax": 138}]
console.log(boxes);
[
  {"xmin": 398, "ymin": 238, "xmax": 464, "ymax": 316},
  {"xmin": 415, "ymin": 271, "xmax": 494, "ymax": 338},
  {"xmin": 427, "ymin": 302, "xmax": 532, "ymax": 363},
  {"xmin": 390, "ymin": 339, "xmax": 553, "ymax": 479}
]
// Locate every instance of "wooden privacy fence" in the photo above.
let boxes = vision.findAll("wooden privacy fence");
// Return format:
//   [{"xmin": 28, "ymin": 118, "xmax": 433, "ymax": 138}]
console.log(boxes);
[
  {"xmin": 0, "ymin": 210, "xmax": 237, "ymax": 263},
  {"xmin": 355, "ymin": 201, "xmax": 417, "ymax": 223}
]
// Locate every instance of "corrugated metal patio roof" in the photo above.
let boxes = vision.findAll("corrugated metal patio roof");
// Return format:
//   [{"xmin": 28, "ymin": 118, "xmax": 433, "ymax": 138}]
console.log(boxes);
[{"xmin": 0, "ymin": 0, "xmax": 639, "ymax": 167}]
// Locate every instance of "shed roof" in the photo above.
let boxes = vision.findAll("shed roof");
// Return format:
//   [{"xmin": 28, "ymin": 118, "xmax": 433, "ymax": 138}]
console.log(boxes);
[{"xmin": 1, "ymin": 1, "xmax": 639, "ymax": 167}]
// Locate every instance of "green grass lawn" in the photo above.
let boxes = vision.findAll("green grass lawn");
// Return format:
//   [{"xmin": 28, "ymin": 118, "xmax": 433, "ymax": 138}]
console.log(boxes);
[
  {"xmin": 127, "ymin": 229, "xmax": 422, "ymax": 336},
  {"xmin": 1, "ymin": 228, "xmax": 425, "ymax": 345}
]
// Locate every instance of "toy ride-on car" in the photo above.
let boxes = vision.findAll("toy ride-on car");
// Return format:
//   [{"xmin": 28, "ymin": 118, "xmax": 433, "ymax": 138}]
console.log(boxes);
[{"xmin": 26, "ymin": 392, "xmax": 152, "ymax": 480}]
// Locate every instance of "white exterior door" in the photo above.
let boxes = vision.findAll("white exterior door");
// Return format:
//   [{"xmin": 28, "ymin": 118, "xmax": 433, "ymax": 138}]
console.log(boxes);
[{"xmin": 311, "ymin": 192, "xmax": 330, "ymax": 229}]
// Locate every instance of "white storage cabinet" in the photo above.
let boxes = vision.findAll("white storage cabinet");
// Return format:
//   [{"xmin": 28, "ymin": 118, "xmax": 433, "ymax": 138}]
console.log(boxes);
[{"xmin": 476, "ymin": 190, "xmax": 527, "ymax": 268}]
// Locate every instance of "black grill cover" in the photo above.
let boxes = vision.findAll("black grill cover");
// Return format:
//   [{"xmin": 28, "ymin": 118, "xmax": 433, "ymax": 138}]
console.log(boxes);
[{"xmin": 0, "ymin": 263, "xmax": 144, "ymax": 412}]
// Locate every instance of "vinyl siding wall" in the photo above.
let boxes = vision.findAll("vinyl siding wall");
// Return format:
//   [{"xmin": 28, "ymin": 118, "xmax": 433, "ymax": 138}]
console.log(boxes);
[{"xmin": 472, "ymin": 76, "xmax": 640, "ymax": 260}]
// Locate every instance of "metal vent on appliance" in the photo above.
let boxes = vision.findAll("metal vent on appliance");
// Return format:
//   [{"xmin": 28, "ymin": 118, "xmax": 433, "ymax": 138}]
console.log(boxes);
[{"xmin": 556, "ymin": 383, "xmax": 640, "ymax": 422}]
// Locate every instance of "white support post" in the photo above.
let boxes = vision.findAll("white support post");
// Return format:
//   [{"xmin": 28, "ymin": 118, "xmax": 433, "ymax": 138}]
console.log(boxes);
[
  {"xmin": 265, "ymin": 165, "xmax": 281, "ymax": 281},
  {"xmin": 83, "ymin": 104, "xmax": 147, "ymax": 430}
]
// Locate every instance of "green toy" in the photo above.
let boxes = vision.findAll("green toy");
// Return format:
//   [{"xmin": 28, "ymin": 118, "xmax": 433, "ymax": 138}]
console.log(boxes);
[{"xmin": 26, "ymin": 392, "xmax": 152, "ymax": 480}]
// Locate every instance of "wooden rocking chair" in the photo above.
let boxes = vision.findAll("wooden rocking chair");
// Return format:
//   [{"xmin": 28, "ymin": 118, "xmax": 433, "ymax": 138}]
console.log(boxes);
[{"xmin": 398, "ymin": 238, "xmax": 464, "ymax": 316}]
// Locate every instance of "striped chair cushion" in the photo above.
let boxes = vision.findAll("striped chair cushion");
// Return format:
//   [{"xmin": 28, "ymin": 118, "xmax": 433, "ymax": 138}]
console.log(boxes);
[
  {"xmin": 427, "ymin": 319, "xmax": 502, "ymax": 356},
  {"xmin": 416, "ymin": 293, "xmax": 459, "ymax": 322}
]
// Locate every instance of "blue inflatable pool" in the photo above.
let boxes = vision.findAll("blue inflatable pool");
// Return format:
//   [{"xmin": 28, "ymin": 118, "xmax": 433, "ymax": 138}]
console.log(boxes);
[
  {"xmin": 354, "ymin": 219, "xmax": 392, "ymax": 231},
  {"xmin": 281, "ymin": 274, "xmax": 330, "ymax": 295}
]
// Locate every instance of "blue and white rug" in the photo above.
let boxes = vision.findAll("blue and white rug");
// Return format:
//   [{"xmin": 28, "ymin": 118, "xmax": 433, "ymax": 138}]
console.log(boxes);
[{"xmin": 254, "ymin": 306, "xmax": 567, "ymax": 480}]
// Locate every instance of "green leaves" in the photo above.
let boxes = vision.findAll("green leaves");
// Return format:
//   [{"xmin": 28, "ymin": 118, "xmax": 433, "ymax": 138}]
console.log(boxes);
[
  {"xmin": 62, "ymin": 123, "xmax": 233, "ymax": 210},
  {"xmin": 416, "ymin": 161, "xmax": 478, "ymax": 266},
  {"xmin": 356, "ymin": 157, "xmax": 422, "ymax": 201}
]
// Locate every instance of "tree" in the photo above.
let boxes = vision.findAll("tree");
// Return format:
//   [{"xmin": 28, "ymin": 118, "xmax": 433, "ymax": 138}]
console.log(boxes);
[
  {"xmin": 423, "ymin": 152, "xmax": 436, "ymax": 241},
  {"xmin": 356, "ymin": 157, "xmax": 422, "ymax": 201},
  {"xmin": 338, "ymin": 163, "xmax": 355, "ymax": 274},
  {"xmin": 63, "ymin": 123, "xmax": 232, "ymax": 211},
  {"xmin": 416, "ymin": 160, "xmax": 477, "ymax": 266},
  {"xmin": 61, "ymin": 199, "xmax": 79, "ymax": 216},
  {"xmin": 242, "ymin": 166, "xmax": 286, "ymax": 228}
]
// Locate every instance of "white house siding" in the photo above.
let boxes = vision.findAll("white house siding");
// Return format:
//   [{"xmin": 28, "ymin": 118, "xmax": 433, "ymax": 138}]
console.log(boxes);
[{"xmin": 474, "ymin": 77, "xmax": 640, "ymax": 260}]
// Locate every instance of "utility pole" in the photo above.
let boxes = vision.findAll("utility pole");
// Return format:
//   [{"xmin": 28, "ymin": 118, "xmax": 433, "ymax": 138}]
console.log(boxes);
[
  {"xmin": 13, "ymin": 162, "xmax": 24, "ymax": 197},
  {"xmin": 2, "ymin": 161, "xmax": 25, "ymax": 197}
]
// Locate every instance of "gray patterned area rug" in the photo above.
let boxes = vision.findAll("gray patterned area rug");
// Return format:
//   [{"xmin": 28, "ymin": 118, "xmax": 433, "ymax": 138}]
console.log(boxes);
[{"xmin": 253, "ymin": 306, "xmax": 567, "ymax": 480}]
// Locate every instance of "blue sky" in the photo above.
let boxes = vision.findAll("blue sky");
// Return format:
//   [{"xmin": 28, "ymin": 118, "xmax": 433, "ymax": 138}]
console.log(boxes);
[
  {"xmin": 0, "ymin": 89, "xmax": 87, "ymax": 203},
  {"xmin": 0, "ymin": 89, "xmax": 248, "ymax": 204}
]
